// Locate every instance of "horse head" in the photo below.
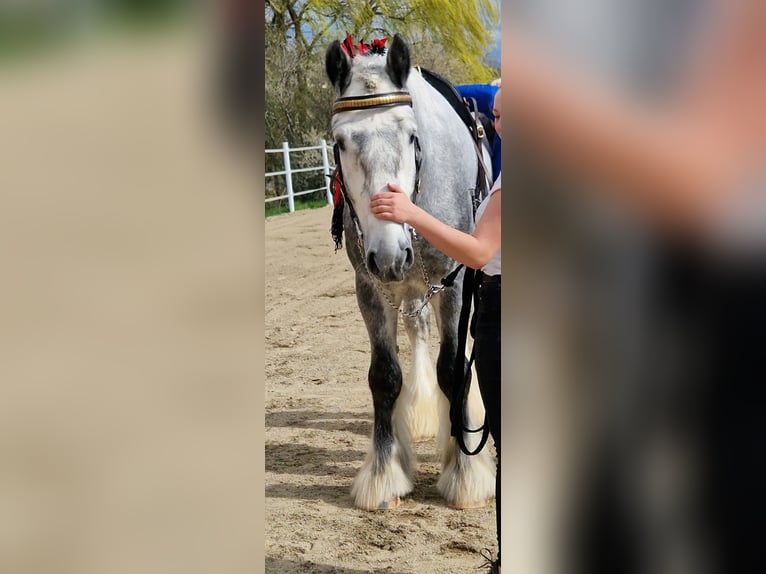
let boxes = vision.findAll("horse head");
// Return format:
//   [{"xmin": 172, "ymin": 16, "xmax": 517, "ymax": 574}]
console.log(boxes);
[{"xmin": 326, "ymin": 34, "xmax": 420, "ymax": 283}]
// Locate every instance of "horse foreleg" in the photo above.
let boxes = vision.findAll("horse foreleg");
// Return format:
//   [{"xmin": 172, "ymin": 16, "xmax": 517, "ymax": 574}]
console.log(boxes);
[
  {"xmin": 400, "ymin": 303, "xmax": 440, "ymax": 441},
  {"xmin": 432, "ymin": 290, "xmax": 496, "ymax": 509},
  {"xmin": 350, "ymin": 280, "xmax": 414, "ymax": 510}
]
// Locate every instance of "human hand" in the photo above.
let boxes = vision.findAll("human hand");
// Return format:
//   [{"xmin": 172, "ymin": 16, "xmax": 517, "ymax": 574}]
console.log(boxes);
[{"xmin": 370, "ymin": 183, "xmax": 417, "ymax": 224}]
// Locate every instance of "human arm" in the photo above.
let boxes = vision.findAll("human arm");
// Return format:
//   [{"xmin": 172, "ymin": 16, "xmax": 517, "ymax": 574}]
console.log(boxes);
[
  {"xmin": 502, "ymin": 25, "xmax": 763, "ymax": 236},
  {"xmin": 370, "ymin": 183, "xmax": 501, "ymax": 270}
]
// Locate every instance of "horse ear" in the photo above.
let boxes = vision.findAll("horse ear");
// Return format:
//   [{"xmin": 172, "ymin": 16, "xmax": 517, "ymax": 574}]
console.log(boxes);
[
  {"xmin": 386, "ymin": 34, "xmax": 411, "ymax": 89},
  {"xmin": 326, "ymin": 40, "xmax": 351, "ymax": 92}
]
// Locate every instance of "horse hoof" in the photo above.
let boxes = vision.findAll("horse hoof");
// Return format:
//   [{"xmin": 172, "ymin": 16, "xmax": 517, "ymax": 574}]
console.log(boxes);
[
  {"xmin": 448, "ymin": 498, "xmax": 489, "ymax": 510},
  {"xmin": 377, "ymin": 497, "xmax": 401, "ymax": 510}
]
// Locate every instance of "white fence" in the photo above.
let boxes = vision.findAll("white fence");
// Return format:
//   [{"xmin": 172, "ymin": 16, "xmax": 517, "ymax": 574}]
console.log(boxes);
[{"xmin": 265, "ymin": 139, "xmax": 334, "ymax": 213}]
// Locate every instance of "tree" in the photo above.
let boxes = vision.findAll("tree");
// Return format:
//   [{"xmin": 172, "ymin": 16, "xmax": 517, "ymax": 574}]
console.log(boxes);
[{"xmin": 266, "ymin": 0, "xmax": 498, "ymax": 80}]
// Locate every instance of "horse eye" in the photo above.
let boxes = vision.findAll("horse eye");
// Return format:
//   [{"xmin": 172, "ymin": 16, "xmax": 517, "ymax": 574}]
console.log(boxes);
[
  {"xmin": 337, "ymin": 139, "xmax": 345, "ymax": 152},
  {"xmin": 409, "ymin": 134, "xmax": 416, "ymax": 144}
]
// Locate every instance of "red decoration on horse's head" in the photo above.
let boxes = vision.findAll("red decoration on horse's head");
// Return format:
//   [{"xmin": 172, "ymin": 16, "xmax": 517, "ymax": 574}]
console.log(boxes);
[
  {"xmin": 371, "ymin": 38, "xmax": 387, "ymax": 53},
  {"xmin": 332, "ymin": 168, "xmax": 344, "ymax": 209},
  {"xmin": 341, "ymin": 34, "xmax": 355, "ymax": 57},
  {"xmin": 330, "ymin": 166, "xmax": 345, "ymax": 252},
  {"xmin": 340, "ymin": 34, "xmax": 388, "ymax": 58}
]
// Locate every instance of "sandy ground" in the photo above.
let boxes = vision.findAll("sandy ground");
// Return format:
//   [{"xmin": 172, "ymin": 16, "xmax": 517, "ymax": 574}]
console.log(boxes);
[{"xmin": 264, "ymin": 207, "xmax": 497, "ymax": 574}]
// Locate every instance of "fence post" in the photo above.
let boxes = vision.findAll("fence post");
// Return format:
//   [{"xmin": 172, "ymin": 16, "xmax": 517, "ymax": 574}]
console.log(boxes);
[
  {"xmin": 321, "ymin": 139, "xmax": 332, "ymax": 205},
  {"xmin": 281, "ymin": 141, "xmax": 295, "ymax": 213}
]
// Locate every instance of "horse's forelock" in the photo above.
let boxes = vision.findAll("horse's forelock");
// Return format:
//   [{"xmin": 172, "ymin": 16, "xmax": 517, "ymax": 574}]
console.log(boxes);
[{"xmin": 344, "ymin": 56, "xmax": 399, "ymax": 96}]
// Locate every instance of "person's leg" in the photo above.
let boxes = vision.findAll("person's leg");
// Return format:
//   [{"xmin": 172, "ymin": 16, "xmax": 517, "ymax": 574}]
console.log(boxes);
[
  {"xmin": 703, "ymin": 269, "xmax": 766, "ymax": 574},
  {"xmin": 474, "ymin": 280, "xmax": 502, "ymax": 563},
  {"xmin": 657, "ymin": 252, "xmax": 766, "ymax": 574}
]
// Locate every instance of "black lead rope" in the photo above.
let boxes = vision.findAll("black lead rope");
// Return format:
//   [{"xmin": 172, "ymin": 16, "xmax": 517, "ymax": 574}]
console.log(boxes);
[
  {"xmin": 440, "ymin": 262, "xmax": 464, "ymax": 288},
  {"xmin": 450, "ymin": 266, "xmax": 491, "ymax": 457}
]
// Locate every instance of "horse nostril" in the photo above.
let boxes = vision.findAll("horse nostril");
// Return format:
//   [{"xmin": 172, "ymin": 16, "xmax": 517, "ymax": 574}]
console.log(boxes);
[
  {"xmin": 366, "ymin": 251, "xmax": 379, "ymax": 275},
  {"xmin": 404, "ymin": 246, "xmax": 414, "ymax": 267}
]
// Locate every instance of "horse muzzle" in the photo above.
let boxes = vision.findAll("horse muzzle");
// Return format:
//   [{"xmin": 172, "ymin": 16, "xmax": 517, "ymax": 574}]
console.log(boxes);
[{"xmin": 365, "ymin": 242, "xmax": 414, "ymax": 282}]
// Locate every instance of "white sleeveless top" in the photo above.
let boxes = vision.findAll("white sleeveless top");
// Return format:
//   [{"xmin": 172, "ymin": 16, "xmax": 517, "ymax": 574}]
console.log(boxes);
[{"xmin": 475, "ymin": 173, "xmax": 501, "ymax": 276}]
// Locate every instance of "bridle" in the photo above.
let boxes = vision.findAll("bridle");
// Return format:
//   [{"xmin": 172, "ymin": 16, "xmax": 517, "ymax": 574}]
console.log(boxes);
[
  {"xmin": 330, "ymin": 90, "xmax": 462, "ymax": 318},
  {"xmin": 331, "ymin": 91, "xmax": 422, "ymax": 239}
]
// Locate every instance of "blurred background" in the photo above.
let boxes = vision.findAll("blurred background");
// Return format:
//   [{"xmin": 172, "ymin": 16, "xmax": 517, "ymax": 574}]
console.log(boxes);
[
  {"xmin": 500, "ymin": 2, "xmax": 765, "ymax": 574},
  {"xmin": 0, "ymin": 2, "xmax": 265, "ymax": 573}
]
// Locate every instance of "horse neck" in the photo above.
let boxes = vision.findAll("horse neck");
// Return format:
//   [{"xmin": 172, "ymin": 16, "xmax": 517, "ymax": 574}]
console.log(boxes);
[
  {"xmin": 405, "ymin": 70, "xmax": 477, "ymax": 224},
  {"xmin": 406, "ymin": 71, "xmax": 464, "ymax": 137}
]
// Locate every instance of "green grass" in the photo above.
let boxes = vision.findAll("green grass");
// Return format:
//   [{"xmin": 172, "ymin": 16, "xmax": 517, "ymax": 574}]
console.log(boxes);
[
  {"xmin": 265, "ymin": 197, "xmax": 330, "ymax": 218},
  {"xmin": 0, "ymin": 18, "xmax": 69, "ymax": 61}
]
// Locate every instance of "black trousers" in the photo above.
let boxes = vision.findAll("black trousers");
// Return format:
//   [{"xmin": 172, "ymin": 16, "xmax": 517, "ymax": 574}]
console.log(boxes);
[
  {"xmin": 576, "ymin": 248, "xmax": 766, "ymax": 574},
  {"xmin": 694, "ymin": 262, "xmax": 766, "ymax": 573},
  {"xmin": 474, "ymin": 278, "xmax": 502, "ymax": 561}
]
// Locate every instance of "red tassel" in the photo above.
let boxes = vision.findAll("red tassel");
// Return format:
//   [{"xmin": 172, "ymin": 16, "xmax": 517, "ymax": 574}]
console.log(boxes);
[
  {"xmin": 332, "ymin": 170, "xmax": 344, "ymax": 209},
  {"xmin": 341, "ymin": 34, "xmax": 355, "ymax": 57},
  {"xmin": 341, "ymin": 35, "xmax": 387, "ymax": 58}
]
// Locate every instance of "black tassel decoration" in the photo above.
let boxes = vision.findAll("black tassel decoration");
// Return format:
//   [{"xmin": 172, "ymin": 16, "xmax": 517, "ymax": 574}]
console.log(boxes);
[{"xmin": 329, "ymin": 167, "xmax": 345, "ymax": 252}]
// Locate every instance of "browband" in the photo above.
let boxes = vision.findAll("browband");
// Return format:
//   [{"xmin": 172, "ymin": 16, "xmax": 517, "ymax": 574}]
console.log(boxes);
[{"xmin": 333, "ymin": 92, "xmax": 413, "ymax": 115}]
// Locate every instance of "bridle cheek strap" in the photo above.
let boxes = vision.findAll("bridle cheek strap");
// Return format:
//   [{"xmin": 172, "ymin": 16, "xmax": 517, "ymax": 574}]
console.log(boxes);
[{"xmin": 330, "ymin": 149, "xmax": 352, "ymax": 253}]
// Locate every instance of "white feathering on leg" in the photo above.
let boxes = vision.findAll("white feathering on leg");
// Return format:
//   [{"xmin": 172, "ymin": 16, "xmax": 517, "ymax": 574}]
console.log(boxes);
[
  {"xmin": 351, "ymin": 400, "xmax": 415, "ymax": 511},
  {"xmin": 436, "ymin": 378, "xmax": 496, "ymax": 508},
  {"xmin": 351, "ymin": 436, "xmax": 414, "ymax": 511},
  {"xmin": 400, "ymin": 308, "xmax": 441, "ymax": 441}
]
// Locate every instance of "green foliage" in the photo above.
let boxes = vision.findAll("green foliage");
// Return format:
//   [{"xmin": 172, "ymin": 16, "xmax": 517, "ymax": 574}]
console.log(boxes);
[
  {"xmin": 265, "ymin": 195, "xmax": 330, "ymax": 218},
  {"xmin": 0, "ymin": 9, "xmax": 65, "ymax": 60},
  {"xmin": 264, "ymin": 24, "xmax": 336, "ymax": 195},
  {"xmin": 101, "ymin": 0, "xmax": 190, "ymax": 22},
  {"xmin": 0, "ymin": 1, "xmax": 194, "ymax": 60},
  {"xmin": 266, "ymin": 0, "xmax": 498, "ymax": 78}
]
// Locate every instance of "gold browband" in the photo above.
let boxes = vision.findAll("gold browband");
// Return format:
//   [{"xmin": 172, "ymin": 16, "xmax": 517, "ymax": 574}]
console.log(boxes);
[{"xmin": 333, "ymin": 93, "xmax": 413, "ymax": 114}]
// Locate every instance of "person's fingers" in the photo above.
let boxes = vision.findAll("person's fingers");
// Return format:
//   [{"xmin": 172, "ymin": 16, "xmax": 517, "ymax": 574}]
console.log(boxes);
[
  {"xmin": 372, "ymin": 193, "xmax": 399, "ymax": 207},
  {"xmin": 371, "ymin": 201, "xmax": 392, "ymax": 218}
]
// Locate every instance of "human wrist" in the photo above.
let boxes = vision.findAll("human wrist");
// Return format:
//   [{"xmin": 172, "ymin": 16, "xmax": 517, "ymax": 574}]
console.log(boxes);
[{"xmin": 402, "ymin": 206, "xmax": 416, "ymax": 228}]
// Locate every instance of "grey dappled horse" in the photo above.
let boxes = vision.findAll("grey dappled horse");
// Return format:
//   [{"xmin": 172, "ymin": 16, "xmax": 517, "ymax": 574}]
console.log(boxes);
[{"xmin": 325, "ymin": 34, "xmax": 495, "ymax": 511}]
